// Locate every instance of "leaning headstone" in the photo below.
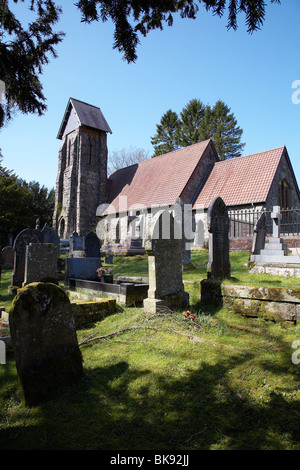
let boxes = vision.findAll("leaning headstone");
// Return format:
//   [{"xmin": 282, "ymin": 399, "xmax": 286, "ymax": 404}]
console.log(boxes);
[
  {"xmin": 251, "ymin": 212, "xmax": 267, "ymax": 255},
  {"xmin": 84, "ymin": 231, "xmax": 101, "ymax": 258},
  {"xmin": 23, "ymin": 243, "xmax": 58, "ymax": 286},
  {"xmin": 207, "ymin": 196, "xmax": 231, "ymax": 279},
  {"xmin": 2, "ymin": 246, "xmax": 14, "ymax": 269},
  {"xmin": 11, "ymin": 228, "xmax": 43, "ymax": 287},
  {"xmin": 143, "ymin": 209, "xmax": 189, "ymax": 314},
  {"xmin": 9, "ymin": 282, "xmax": 83, "ymax": 406}
]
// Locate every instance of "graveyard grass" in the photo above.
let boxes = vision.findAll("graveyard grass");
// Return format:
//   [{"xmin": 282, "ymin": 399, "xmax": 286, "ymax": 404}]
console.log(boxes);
[{"xmin": 0, "ymin": 250, "xmax": 300, "ymax": 450}]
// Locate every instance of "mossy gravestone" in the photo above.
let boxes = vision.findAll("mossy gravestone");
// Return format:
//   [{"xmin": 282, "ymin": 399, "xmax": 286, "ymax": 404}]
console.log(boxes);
[{"xmin": 9, "ymin": 282, "xmax": 83, "ymax": 406}]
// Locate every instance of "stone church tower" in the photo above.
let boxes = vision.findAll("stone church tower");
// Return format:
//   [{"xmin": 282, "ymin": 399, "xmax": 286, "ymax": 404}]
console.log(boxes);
[{"xmin": 53, "ymin": 98, "xmax": 112, "ymax": 239}]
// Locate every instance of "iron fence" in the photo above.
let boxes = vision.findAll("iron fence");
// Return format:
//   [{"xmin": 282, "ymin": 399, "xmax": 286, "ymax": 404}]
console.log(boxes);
[{"xmin": 228, "ymin": 207, "xmax": 300, "ymax": 238}]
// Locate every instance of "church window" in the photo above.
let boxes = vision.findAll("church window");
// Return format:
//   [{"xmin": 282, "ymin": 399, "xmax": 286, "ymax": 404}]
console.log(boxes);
[{"xmin": 279, "ymin": 179, "xmax": 290, "ymax": 210}]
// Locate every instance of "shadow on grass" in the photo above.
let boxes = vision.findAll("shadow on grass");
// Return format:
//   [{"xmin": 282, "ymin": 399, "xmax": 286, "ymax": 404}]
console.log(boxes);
[{"xmin": 1, "ymin": 335, "xmax": 299, "ymax": 450}]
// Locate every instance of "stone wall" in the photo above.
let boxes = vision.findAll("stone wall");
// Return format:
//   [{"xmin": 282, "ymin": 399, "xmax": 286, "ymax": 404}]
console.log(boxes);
[
  {"xmin": 201, "ymin": 279, "xmax": 300, "ymax": 323},
  {"xmin": 70, "ymin": 298, "xmax": 116, "ymax": 328}
]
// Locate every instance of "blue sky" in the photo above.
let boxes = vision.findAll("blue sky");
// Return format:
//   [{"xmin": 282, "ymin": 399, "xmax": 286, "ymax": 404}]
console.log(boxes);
[{"xmin": 0, "ymin": 0, "xmax": 299, "ymax": 192}]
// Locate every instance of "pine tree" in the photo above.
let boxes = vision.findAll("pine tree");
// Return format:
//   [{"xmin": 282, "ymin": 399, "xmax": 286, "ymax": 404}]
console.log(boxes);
[
  {"xmin": 177, "ymin": 98, "xmax": 206, "ymax": 147},
  {"xmin": 200, "ymin": 100, "xmax": 245, "ymax": 160},
  {"xmin": 151, "ymin": 99, "xmax": 245, "ymax": 159},
  {"xmin": 151, "ymin": 109, "xmax": 181, "ymax": 157}
]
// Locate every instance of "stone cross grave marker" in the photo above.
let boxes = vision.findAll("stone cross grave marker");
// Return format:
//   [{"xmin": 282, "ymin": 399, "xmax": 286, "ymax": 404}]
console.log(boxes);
[
  {"xmin": 143, "ymin": 209, "xmax": 189, "ymax": 314},
  {"xmin": 9, "ymin": 282, "xmax": 83, "ymax": 406},
  {"xmin": 207, "ymin": 196, "xmax": 231, "ymax": 279},
  {"xmin": 271, "ymin": 205, "xmax": 282, "ymax": 239}
]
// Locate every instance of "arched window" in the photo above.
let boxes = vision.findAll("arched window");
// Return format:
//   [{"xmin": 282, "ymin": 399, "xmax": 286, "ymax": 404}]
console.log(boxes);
[
  {"xmin": 279, "ymin": 179, "xmax": 290, "ymax": 210},
  {"xmin": 59, "ymin": 218, "xmax": 65, "ymax": 238}
]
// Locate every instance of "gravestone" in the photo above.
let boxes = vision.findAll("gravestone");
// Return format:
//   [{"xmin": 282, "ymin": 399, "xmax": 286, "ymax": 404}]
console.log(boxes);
[
  {"xmin": 9, "ymin": 282, "xmax": 83, "ymax": 406},
  {"xmin": 84, "ymin": 231, "xmax": 101, "ymax": 258},
  {"xmin": 0, "ymin": 245, "xmax": 2, "ymax": 281},
  {"xmin": 11, "ymin": 228, "xmax": 43, "ymax": 287},
  {"xmin": 23, "ymin": 243, "xmax": 58, "ymax": 286},
  {"xmin": 143, "ymin": 209, "xmax": 189, "ymax": 314},
  {"xmin": 70, "ymin": 232, "xmax": 84, "ymax": 251},
  {"xmin": 65, "ymin": 257, "xmax": 102, "ymax": 284},
  {"xmin": 105, "ymin": 254, "xmax": 114, "ymax": 264},
  {"xmin": 207, "ymin": 196, "xmax": 231, "ymax": 279},
  {"xmin": 251, "ymin": 212, "xmax": 267, "ymax": 255},
  {"xmin": 2, "ymin": 246, "xmax": 14, "ymax": 269},
  {"xmin": 41, "ymin": 223, "xmax": 60, "ymax": 248}
]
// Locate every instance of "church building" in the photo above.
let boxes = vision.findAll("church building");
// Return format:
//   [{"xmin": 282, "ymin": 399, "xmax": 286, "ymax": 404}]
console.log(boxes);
[{"xmin": 53, "ymin": 98, "xmax": 300, "ymax": 250}]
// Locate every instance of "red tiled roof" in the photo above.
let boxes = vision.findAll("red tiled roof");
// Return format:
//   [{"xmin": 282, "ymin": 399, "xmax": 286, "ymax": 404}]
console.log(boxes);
[
  {"xmin": 104, "ymin": 140, "xmax": 214, "ymax": 214},
  {"xmin": 193, "ymin": 146, "xmax": 285, "ymax": 209}
]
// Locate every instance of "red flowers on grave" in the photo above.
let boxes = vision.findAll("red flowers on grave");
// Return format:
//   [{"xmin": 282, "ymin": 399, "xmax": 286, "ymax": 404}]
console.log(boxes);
[{"xmin": 182, "ymin": 311, "xmax": 195, "ymax": 322}]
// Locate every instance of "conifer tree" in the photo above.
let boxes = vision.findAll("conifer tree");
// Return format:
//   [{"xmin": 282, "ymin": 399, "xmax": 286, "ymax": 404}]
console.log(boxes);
[
  {"xmin": 151, "ymin": 109, "xmax": 181, "ymax": 157},
  {"xmin": 152, "ymin": 99, "xmax": 245, "ymax": 159},
  {"xmin": 200, "ymin": 100, "xmax": 245, "ymax": 160},
  {"xmin": 177, "ymin": 98, "xmax": 206, "ymax": 148}
]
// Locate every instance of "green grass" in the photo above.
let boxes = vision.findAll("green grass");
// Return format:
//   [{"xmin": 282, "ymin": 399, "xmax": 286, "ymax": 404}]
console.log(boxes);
[
  {"xmin": 113, "ymin": 250, "xmax": 299, "ymax": 289},
  {"xmin": 0, "ymin": 251, "xmax": 300, "ymax": 450}
]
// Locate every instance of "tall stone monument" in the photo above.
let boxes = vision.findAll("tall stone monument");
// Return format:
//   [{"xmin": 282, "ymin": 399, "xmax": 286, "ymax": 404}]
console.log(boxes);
[{"xmin": 143, "ymin": 209, "xmax": 189, "ymax": 314}]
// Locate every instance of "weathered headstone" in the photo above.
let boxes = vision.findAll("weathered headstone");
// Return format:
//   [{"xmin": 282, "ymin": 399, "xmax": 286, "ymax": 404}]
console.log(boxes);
[
  {"xmin": 11, "ymin": 228, "xmax": 43, "ymax": 287},
  {"xmin": 206, "ymin": 196, "xmax": 231, "ymax": 279},
  {"xmin": 143, "ymin": 209, "xmax": 189, "ymax": 314},
  {"xmin": 2, "ymin": 246, "xmax": 14, "ymax": 269},
  {"xmin": 84, "ymin": 231, "xmax": 101, "ymax": 257},
  {"xmin": 251, "ymin": 212, "xmax": 267, "ymax": 255},
  {"xmin": 9, "ymin": 282, "xmax": 83, "ymax": 406},
  {"xmin": 23, "ymin": 243, "xmax": 58, "ymax": 286}
]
